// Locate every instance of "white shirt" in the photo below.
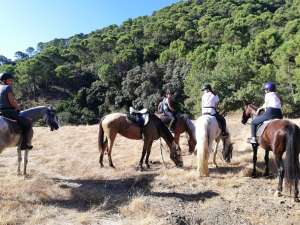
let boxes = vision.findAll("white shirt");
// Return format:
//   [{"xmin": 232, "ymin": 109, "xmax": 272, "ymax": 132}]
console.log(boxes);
[
  {"xmin": 201, "ymin": 91, "xmax": 219, "ymax": 115},
  {"xmin": 264, "ymin": 92, "xmax": 281, "ymax": 109}
]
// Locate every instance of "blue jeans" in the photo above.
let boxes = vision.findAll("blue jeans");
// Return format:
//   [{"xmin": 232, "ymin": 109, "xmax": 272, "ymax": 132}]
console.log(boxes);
[{"xmin": 251, "ymin": 108, "xmax": 283, "ymax": 137}]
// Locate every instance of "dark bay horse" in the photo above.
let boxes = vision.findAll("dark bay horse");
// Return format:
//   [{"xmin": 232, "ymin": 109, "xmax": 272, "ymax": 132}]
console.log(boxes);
[
  {"xmin": 156, "ymin": 114, "xmax": 196, "ymax": 153},
  {"xmin": 242, "ymin": 104, "xmax": 300, "ymax": 201},
  {"xmin": 98, "ymin": 113, "xmax": 183, "ymax": 170},
  {"xmin": 0, "ymin": 106, "xmax": 59, "ymax": 176}
]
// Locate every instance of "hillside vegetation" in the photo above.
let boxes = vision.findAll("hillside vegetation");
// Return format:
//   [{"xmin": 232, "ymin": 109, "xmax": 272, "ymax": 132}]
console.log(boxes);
[{"xmin": 1, "ymin": 0, "xmax": 300, "ymax": 124}]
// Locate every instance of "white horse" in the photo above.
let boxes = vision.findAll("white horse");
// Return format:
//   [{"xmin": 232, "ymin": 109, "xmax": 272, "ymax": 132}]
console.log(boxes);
[
  {"xmin": 195, "ymin": 115, "xmax": 233, "ymax": 176},
  {"xmin": 0, "ymin": 106, "xmax": 59, "ymax": 176}
]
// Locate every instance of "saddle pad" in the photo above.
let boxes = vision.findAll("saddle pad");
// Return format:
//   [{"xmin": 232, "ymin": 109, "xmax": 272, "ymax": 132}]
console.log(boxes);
[
  {"xmin": 126, "ymin": 113, "xmax": 149, "ymax": 126},
  {"xmin": 257, "ymin": 119, "xmax": 280, "ymax": 138}
]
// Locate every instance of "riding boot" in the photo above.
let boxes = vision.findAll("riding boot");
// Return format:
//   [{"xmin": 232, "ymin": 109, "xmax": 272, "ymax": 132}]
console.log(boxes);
[
  {"xmin": 216, "ymin": 114, "xmax": 228, "ymax": 137},
  {"xmin": 20, "ymin": 128, "xmax": 33, "ymax": 150},
  {"xmin": 249, "ymin": 137, "xmax": 258, "ymax": 144}
]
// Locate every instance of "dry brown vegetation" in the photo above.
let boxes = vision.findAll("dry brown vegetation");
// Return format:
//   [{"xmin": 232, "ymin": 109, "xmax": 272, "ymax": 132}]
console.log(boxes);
[{"xmin": 1, "ymin": 113, "xmax": 300, "ymax": 225}]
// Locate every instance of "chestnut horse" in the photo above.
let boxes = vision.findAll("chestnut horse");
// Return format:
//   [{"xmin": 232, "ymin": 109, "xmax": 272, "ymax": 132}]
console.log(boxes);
[
  {"xmin": 242, "ymin": 104, "xmax": 300, "ymax": 201},
  {"xmin": 156, "ymin": 113, "xmax": 196, "ymax": 153},
  {"xmin": 98, "ymin": 113, "xmax": 183, "ymax": 170}
]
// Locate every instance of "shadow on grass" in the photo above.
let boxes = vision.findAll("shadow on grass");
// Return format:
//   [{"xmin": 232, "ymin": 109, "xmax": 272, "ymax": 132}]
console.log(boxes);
[
  {"xmin": 209, "ymin": 165, "xmax": 244, "ymax": 175},
  {"xmin": 38, "ymin": 173, "xmax": 158, "ymax": 212},
  {"xmin": 148, "ymin": 190, "xmax": 218, "ymax": 202}
]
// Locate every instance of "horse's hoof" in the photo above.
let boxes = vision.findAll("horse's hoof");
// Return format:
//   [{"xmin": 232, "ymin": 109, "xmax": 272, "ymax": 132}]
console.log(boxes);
[
  {"xmin": 274, "ymin": 190, "xmax": 282, "ymax": 197},
  {"xmin": 251, "ymin": 172, "xmax": 257, "ymax": 178},
  {"xmin": 263, "ymin": 172, "xmax": 269, "ymax": 177},
  {"xmin": 146, "ymin": 164, "xmax": 150, "ymax": 169},
  {"xmin": 23, "ymin": 174, "xmax": 31, "ymax": 179}
]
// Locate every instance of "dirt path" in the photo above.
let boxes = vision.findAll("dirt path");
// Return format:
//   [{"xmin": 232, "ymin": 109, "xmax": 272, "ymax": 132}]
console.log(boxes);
[{"xmin": 0, "ymin": 115, "xmax": 300, "ymax": 225}]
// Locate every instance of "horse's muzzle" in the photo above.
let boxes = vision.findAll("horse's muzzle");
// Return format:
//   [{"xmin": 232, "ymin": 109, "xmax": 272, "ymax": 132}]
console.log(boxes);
[{"xmin": 176, "ymin": 161, "xmax": 183, "ymax": 167}]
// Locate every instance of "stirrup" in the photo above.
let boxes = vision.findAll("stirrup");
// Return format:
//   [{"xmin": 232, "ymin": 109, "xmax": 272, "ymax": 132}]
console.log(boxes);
[{"xmin": 248, "ymin": 137, "xmax": 257, "ymax": 144}]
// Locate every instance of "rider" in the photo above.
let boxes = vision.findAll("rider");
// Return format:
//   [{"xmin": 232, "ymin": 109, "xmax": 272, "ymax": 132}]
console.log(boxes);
[
  {"xmin": 249, "ymin": 81, "xmax": 283, "ymax": 144},
  {"xmin": 0, "ymin": 72, "xmax": 33, "ymax": 150},
  {"xmin": 160, "ymin": 89, "xmax": 176, "ymax": 130},
  {"xmin": 201, "ymin": 83, "xmax": 228, "ymax": 137}
]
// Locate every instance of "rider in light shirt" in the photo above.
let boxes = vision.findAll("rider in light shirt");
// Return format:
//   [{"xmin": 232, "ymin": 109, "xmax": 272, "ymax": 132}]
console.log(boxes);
[
  {"xmin": 249, "ymin": 81, "xmax": 283, "ymax": 144},
  {"xmin": 201, "ymin": 84, "xmax": 228, "ymax": 136}
]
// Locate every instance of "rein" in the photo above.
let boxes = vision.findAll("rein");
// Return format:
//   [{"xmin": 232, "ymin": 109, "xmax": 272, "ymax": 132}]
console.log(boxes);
[{"xmin": 159, "ymin": 137, "xmax": 167, "ymax": 168}]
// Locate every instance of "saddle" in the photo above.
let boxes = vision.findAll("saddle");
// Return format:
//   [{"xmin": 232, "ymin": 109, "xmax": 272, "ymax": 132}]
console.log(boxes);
[
  {"xmin": 256, "ymin": 119, "xmax": 280, "ymax": 140},
  {"xmin": 127, "ymin": 107, "xmax": 150, "ymax": 127},
  {"xmin": 0, "ymin": 116, "xmax": 22, "ymax": 134}
]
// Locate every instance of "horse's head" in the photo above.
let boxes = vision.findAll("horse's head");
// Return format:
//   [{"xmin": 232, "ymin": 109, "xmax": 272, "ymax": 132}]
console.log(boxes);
[
  {"xmin": 222, "ymin": 136, "xmax": 233, "ymax": 163},
  {"xmin": 170, "ymin": 142, "xmax": 183, "ymax": 167},
  {"xmin": 44, "ymin": 106, "xmax": 59, "ymax": 131},
  {"xmin": 241, "ymin": 104, "xmax": 252, "ymax": 124}
]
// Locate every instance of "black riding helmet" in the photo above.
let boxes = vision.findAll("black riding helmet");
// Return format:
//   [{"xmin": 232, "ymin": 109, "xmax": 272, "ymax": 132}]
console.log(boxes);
[
  {"xmin": 201, "ymin": 83, "xmax": 212, "ymax": 91},
  {"xmin": 0, "ymin": 72, "xmax": 13, "ymax": 82}
]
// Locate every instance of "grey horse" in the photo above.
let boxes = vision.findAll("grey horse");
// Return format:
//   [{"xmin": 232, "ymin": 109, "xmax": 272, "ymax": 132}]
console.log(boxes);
[{"xmin": 0, "ymin": 106, "xmax": 59, "ymax": 176}]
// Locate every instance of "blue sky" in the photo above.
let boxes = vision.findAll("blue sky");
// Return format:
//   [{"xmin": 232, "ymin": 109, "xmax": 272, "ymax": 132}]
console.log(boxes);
[{"xmin": 0, "ymin": 0, "xmax": 179, "ymax": 59}]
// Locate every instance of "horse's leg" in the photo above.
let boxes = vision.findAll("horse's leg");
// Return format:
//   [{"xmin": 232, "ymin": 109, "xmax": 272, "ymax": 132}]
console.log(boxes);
[
  {"xmin": 107, "ymin": 132, "xmax": 117, "ymax": 168},
  {"xmin": 174, "ymin": 130, "xmax": 180, "ymax": 147},
  {"xmin": 263, "ymin": 150, "xmax": 270, "ymax": 177},
  {"xmin": 213, "ymin": 141, "xmax": 219, "ymax": 168},
  {"xmin": 17, "ymin": 148, "xmax": 22, "ymax": 176},
  {"xmin": 99, "ymin": 141, "xmax": 107, "ymax": 168},
  {"xmin": 295, "ymin": 179, "xmax": 299, "ymax": 202},
  {"xmin": 23, "ymin": 149, "xmax": 29, "ymax": 177},
  {"xmin": 145, "ymin": 140, "xmax": 154, "ymax": 169},
  {"xmin": 139, "ymin": 140, "xmax": 149, "ymax": 171},
  {"xmin": 252, "ymin": 144, "xmax": 258, "ymax": 177},
  {"xmin": 274, "ymin": 155, "xmax": 284, "ymax": 197}
]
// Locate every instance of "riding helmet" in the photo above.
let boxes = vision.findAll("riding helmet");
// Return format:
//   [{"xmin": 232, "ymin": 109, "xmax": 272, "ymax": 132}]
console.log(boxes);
[
  {"xmin": 263, "ymin": 82, "xmax": 276, "ymax": 92},
  {"xmin": 0, "ymin": 72, "xmax": 13, "ymax": 81},
  {"xmin": 201, "ymin": 83, "xmax": 212, "ymax": 91}
]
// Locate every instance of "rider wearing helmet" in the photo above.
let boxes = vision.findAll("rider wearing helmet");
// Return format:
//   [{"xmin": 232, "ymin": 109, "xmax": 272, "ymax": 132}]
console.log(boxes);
[
  {"xmin": 0, "ymin": 72, "xmax": 33, "ymax": 150},
  {"xmin": 160, "ymin": 89, "xmax": 176, "ymax": 130},
  {"xmin": 249, "ymin": 81, "xmax": 283, "ymax": 144},
  {"xmin": 201, "ymin": 84, "xmax": 228, "ymax": 136}
]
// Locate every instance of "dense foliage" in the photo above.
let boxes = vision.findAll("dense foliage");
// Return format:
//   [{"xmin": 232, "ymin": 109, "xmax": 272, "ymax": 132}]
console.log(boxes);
[{"xmin": 1, "ymin": 0, "xmax": 300, "ymax": 124}]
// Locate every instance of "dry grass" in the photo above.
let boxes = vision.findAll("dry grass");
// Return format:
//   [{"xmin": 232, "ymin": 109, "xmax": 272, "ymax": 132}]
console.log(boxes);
[{"xmin": 0, "ymin": 115, "xmax": 300, "ymax": 224}]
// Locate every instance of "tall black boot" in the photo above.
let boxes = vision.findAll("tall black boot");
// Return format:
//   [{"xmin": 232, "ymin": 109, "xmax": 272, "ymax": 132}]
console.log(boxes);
[{"xmin": 20, "ymin": 129, "xmax": 33, "ymax": 150}]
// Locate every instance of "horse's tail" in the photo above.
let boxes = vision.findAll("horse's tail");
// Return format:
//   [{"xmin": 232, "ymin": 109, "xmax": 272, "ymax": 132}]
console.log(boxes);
[
  {"xmin": 98, "ymin": 117, "xmax": 107, "ymax": 153},
  {"xmin": 285, "ymin": 124, "xmax": 300, "ymax": 185},
  {"xmin": 196, "ymin": 117, "xmax": 209, "ymax": 176}
]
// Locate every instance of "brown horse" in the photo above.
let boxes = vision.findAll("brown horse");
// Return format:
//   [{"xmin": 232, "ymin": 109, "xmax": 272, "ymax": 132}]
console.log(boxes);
[
  {"xmin": 156, "ymin": 114, "xmax": 196, "ymax": 153},
  {"xmin": 98, "ymin": 113, "xmax": 183, "ymax": 170},
  {"xmin": 242, "ymin": 104, "xmax": 300, "ymax": 201}
]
